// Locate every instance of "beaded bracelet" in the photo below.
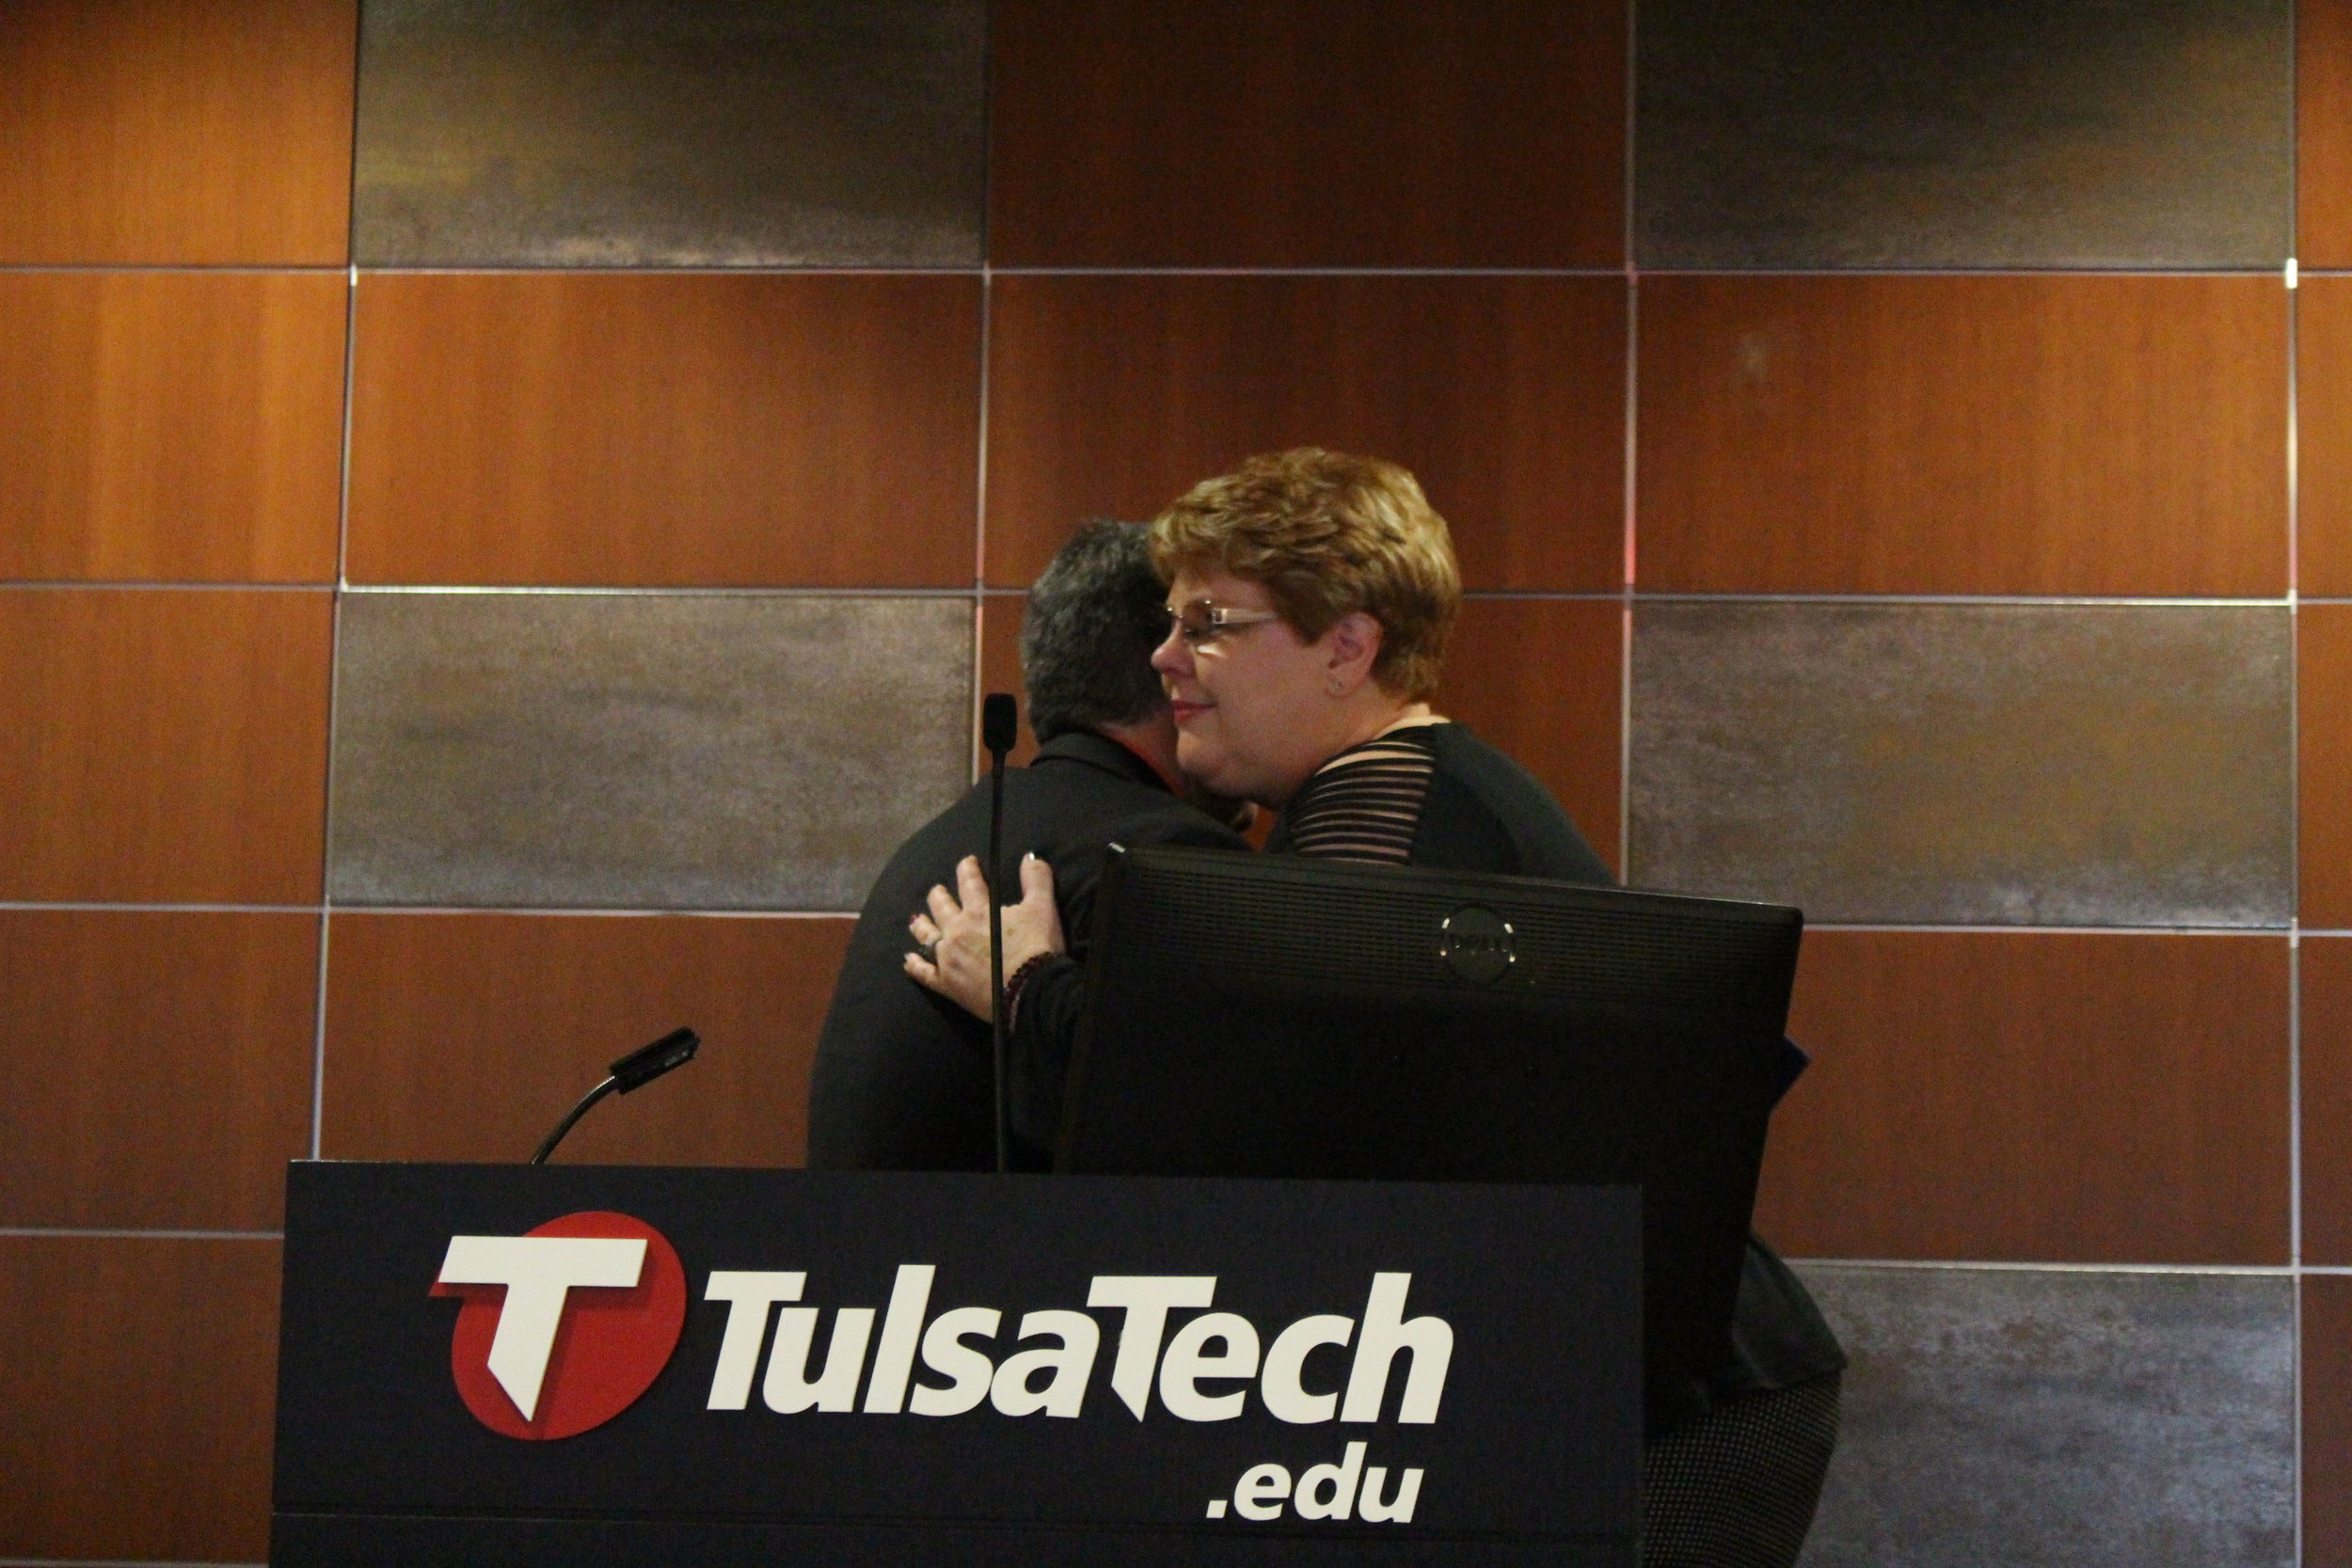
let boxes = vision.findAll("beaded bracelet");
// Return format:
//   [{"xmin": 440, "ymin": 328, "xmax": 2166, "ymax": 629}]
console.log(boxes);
[{"xmin": 1001, "ymin": 952, "xmax": 1060, "ymax": 1035}]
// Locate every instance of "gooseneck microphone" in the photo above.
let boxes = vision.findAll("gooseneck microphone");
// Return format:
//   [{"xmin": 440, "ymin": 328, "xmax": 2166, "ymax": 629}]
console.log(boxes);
[
  {"xmin": 530, "ymin": 1026, "xmax": 700, "ymax": 1165},
  {"xmin": 981, "ymin": 692, "xmax": 1020, "ymax": 1174}
]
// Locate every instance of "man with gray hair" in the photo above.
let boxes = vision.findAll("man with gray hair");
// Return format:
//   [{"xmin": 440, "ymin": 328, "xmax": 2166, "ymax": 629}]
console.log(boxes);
[{"xmin": 807, "ymin": 521, "xmax": 1250, "ymax": 1171}]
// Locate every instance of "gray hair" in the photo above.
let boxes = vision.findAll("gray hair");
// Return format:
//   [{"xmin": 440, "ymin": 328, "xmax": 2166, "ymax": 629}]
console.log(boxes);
[{"xmin": 1021, "ymin": 519, "xmax": 1169, "ymax": 745}]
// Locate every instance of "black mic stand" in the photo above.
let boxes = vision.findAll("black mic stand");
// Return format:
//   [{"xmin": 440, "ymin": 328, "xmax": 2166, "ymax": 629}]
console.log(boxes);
[
  {"xmin": 980, "ymin": 692, "xmax": 1019, "ymax": 1174},
  {"xmin": 531, "ymin": 1026, "xmax": 700, "ymax": 1165}
]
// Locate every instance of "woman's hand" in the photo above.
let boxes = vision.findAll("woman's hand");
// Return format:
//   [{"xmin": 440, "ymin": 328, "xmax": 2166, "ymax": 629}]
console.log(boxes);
[{"xmin": 905, "ymin": 853, "xmax": 1066, "ymax": 1021}]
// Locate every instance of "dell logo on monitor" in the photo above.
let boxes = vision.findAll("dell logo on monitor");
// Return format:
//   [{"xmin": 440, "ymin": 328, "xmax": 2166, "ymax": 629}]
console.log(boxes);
[{"xmin": 1438, "ymin": 908, "xmax": 1515, "ymax": 984}]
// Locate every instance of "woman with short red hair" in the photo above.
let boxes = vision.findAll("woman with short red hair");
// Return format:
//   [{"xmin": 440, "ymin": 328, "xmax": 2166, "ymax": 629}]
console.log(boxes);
[{"xmin": 914, "ymin": 449, "xmax": 1845, "ymax": 1568}]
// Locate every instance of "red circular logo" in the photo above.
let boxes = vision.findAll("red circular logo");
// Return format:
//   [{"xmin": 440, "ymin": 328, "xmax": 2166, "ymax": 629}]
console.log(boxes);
[{"xmin": 431, "ymin": 1211, "xmax": 687, "ymax": 1440}]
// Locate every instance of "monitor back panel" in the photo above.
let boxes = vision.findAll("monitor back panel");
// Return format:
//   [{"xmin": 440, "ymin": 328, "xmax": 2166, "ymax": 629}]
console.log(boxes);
[{"xmin": 1057, "ymin": 847, "xmax": 1804, "ymax": 1401}]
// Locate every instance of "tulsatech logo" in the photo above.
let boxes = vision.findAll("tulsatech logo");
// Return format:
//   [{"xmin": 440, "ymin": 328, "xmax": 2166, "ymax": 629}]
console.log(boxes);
[
  {"xmin": 435, "ymin": 1213, "xmax": 1449, "ymax": 1524},
  {"xmin": 431, "ymin": 1211, "xmax": 688, "ymax": 1439}
]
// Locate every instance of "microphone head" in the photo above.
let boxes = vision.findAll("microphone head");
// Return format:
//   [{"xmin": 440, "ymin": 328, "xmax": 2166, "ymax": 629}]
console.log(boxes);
[
  {"xmin": 610, "ymin": 1026, "xmax": 699, "ymax": 1093},
  {"xmin": 981, "ymin": 692, "xmax": 1019, "ymax": 756}
]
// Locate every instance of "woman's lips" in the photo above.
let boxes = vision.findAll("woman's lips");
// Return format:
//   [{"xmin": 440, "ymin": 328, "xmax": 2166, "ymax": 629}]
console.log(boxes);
[{"xmin": 1169, "ymin": 700, "xmax": 1211, "ymax": 724}]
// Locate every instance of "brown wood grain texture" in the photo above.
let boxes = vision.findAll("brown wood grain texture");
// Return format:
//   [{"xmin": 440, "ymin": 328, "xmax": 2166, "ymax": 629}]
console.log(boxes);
[
  {"xmin": 2304, "ymin": 940, "xmax": 2352, "ymax": 1263},
  {"xmin": 1439, "ymin": 598, "xmax": 1622, "ymax": 879},
  {"xmin": 2304, "ymin": 607, "xmax": 2352, "ymax": 925},
  {"xmin": 322, "ymin": 912, "xmax": 853, "ymax": 1165},
  {"xmin": 0, "ymin": 0, "xmax": 355, "ymax": 264},
  {"xmin": 989, "ymin": 0, "xmax": 1623, "ymax": 266},
  {"xmin": 2302, "ymin": 279, "xmax": 2352, "ymax": 594},
  {"xmin": 1754, "ymin": 931, "xmax": 2290, "ymax": 1263},
  {"xmin": 0, "ymin": 272, "xmax": 346, "ymax": 581},
  {"xmin": 0, "ymin": 1237, "xmax": 278, "ymax": 1560},
  {"xmin": 2309, "ymin": 1277, "xmax": 2352, "ymax": 1567},
  {"xmin": 346, "ymin": 273, "xmax": 983, "ymax": 587},
  {"xmin": 0, "ymin": 590, "xmax": 331, "ymax": 902},
  {"xmin": 2305, "ymin": 0, "xmax": 2352, "ymax": 265},
  {"xmin": 1635, "ymin": 275, "xmax": 2289, "ymax": 595},
  {"xmin": 0, "ymin": 911, "xmax": 315, "ymax": 1229},
  {"xmin": 985, "ymin": 275, "xmax": 1628, "ymax": 592}
]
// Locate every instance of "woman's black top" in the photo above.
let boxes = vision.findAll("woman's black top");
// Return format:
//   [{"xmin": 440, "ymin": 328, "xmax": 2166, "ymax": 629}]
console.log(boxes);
[{"xmin": 1272, "ymin": 722, "xmax": 1846, "ymax": 1432}]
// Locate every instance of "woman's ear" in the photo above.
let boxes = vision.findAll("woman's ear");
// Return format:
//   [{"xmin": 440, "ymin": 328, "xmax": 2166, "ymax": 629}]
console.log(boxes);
[{"xmin": 1322, "ymin": 611, "xmax": 1385, "ymax": 695}]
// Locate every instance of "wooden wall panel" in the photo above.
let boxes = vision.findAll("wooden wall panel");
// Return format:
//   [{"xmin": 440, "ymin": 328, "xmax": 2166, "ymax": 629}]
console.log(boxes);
[
  {"xmin": 0, "ymin": 0, "xmax": 356, "ymax": 264},
  {"xmin": 2303, "ymin": 939, "xmax": 2352, "ymax": 1263},
  {"xmin": 0, "ymin": 1237, "xmax": 277, "ymax": 1561},
  {"xmin": 989, "ymin": 0, "xmax": 1624, "ymax": 268},
  {"xmin": 0, "ymin": 911, "xmax": 315, "ymax": 1230},
  {"xmin": 986, "ymin": 275, "xmax": 1627, "ymax": 593},
  {"xmin": 1636, "ymin": 276, "xmax": 2288, "ymax": 595},
  {"xmin": 1439, "ymin": 598, "xmax": 1623, "ymax": 879},
  {"xmin": 2311, "ymin": 1276, "xmax": 2352, "ymax": 1568},
  {"xmin": 2305, "ymin": 0, "xmax": 2352, "ymax": 266},
  {"xmin": 0, "ymin": 590, "xmax": 331, "ymax": 903},
  {"xmin": 2302, "ymin": 278, "xmax": 2352, "ymax": 594},
  {"xmin": 2304, "ymin": 607, "xmax": 2352, "ymax": 926},
  {"xmin": 346, "ymin": 274, "xmax": 981, "ymax": 587},
  {"xmin": 0, "ymin": 273, "xmax": 346, "ymax": 582},
  {"xmin": 1755, "ymin": 932, "xmax": 2290, "ymax": 1263},
  {"xmin": 322, "ymin": 912, "xmax": 853, "ymax": 1165}
]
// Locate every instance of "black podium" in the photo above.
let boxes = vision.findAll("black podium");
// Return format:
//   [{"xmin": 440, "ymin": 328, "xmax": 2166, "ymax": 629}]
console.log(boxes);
[{"xmin": 272, "ymin": 1163, "xmax": 1641, "ymax": 1565}]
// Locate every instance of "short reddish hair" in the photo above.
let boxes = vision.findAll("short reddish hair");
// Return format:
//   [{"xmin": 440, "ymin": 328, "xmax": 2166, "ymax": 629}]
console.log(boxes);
[{"xmin": 1151, "ymin": 448, "xmax": 1460, "ymax": 701}]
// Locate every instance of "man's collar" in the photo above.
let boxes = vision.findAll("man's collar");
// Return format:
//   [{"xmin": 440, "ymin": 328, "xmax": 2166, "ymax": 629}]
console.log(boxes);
[{"xmin": 1033, "ymin": 728, "xmax": 1175, "ymax": 794}]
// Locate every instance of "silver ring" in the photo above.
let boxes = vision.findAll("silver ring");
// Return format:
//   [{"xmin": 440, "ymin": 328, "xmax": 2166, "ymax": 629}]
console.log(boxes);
[{"xmin": 915, "ymin": 938, "xmax": 939, "ymax": 965}]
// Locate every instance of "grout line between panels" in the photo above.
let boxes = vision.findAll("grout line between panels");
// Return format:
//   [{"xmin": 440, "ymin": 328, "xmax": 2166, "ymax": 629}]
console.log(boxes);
[
  {"xmin": 972, "ymin": 263, "xmax": 993, "ymax": 777},
  {"xmin": 1632, "ymin": 592, "xmax": 2292, "ymax": 608},
  {"xmin": 1803, "ymin": 922, "xmax": 2293, "ymax": 935},
  {"xmin": 0, "ymin": 579, "xmax": 334, "ymax": 592},
  {"xmin": 0, "ymin": 584, "xmax": 2301, "ymax": 605},
  {"xmin": 314, "ymin": 906, "xmax": 859, "ymax": 919},
  {"xmin": 0, "ymin": 1227, "xmax": 282, "ymax": 1241},
  {"xmin": 1622, "ymin": 0, "xmax": 1637, "ymax": 270},
  {"xmin": 1619, "ymin": 270, "xmax": 1638, "ymax": 881},
  {"xmin": 0, "ymin": 903, "xmax": 2294, "ymax": 932},
  {"xmin": 1791, "ymin": 1257, "xmax": 2303, "ymax": 1276},
  {"xmin": 980, "ymin": 265, "xmax": 1630, "ymax": 277},
  {"xmin": 2288, "ymin": 0, "xmax": 2306, "ymax": 1501},
  {"xmin": 336, "ymin": 583, "xmax": 980, "ymax": 598},
  {"xmin": 0, "ymin": 1560, "xmax": 267, "ymax": 1567},
  {"xmin": 0, "ymin": 262, "xmax": 342, "ymax": 274},
  {"xmin": 352, "ymin": 263, "xmax": 986, "ymax": 277},
  {"xmin": 312, "ymin": 252, "xmax": 358, "ymax": 1164},
  {"xmin": 1630, "ymin": 265, "xmax": 2297, "ymax": 279},
  {"xmin": 0, "ymin": 901, "xmax": 320, "ymax": 913},
  {"xmin": 1622, "ymin": 0, "xmax": 1640, "ymax": 879}
]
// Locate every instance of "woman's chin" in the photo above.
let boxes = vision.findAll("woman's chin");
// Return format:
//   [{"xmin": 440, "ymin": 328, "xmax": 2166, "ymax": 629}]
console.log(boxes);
[{"xmin": 1174, "ymin": 739, "xmax": 1240, "ymax": 799}]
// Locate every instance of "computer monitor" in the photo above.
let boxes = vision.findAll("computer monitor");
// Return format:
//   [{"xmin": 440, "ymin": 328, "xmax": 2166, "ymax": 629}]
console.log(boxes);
[{"xmin": 1056, "ymin": 845, "xmax": 1806, "ymax": 1421}]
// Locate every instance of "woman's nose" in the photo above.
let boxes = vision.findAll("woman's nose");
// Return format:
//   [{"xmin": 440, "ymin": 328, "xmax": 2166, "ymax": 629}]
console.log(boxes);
[{"xmin": 1150, "ymin": 625, "xmax": 1189, "ymax": 676}]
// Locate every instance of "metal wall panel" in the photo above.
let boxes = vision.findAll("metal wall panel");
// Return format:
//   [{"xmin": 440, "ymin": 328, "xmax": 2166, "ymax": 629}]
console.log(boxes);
[
  {"xmin": 327, "ymin": 593, "xmax": 972, "ymax": 910},
  {"xmin": 1636, "ymin": 0, "xmax": 2293, "ymax": 268},
  {"xmin": 1629, "ymin": 602, "xmax": 2292, "ymax": 926},
  {"xmin": 1794, "ymin": 1264, "xmax": 2295, "ymax": 1567},
  {"xmin": 354, "ymin": 0, "xmax": 986, "ymax": 265},
  {"xmin": 321, "ymin": 911, "xmax": 850, "ymax": 1166}
]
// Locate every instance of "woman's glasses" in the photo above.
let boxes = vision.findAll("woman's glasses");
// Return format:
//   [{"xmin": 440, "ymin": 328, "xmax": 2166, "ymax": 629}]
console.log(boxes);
[{"xmin": 1168, "ymin": 598, "xmax": 1282, "ymax": 647}]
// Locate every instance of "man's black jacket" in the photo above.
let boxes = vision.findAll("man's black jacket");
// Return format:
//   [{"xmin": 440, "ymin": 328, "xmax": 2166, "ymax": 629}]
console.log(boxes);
[{"xmin": 806, "ymin": 730, "xmax": 1249, "ymax": 1172}]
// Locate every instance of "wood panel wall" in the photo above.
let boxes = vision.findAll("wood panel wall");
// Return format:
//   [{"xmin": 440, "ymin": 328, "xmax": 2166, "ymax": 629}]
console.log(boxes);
[{"xmin": 4, "ymin": 1, "xmax": 2344, "ymax": 1560}]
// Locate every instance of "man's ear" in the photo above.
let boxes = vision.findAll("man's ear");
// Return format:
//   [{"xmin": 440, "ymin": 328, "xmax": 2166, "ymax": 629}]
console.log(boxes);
[{"xmin": 1322, "ymin": 611, "xmax": 1385, "ymax": 695}]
